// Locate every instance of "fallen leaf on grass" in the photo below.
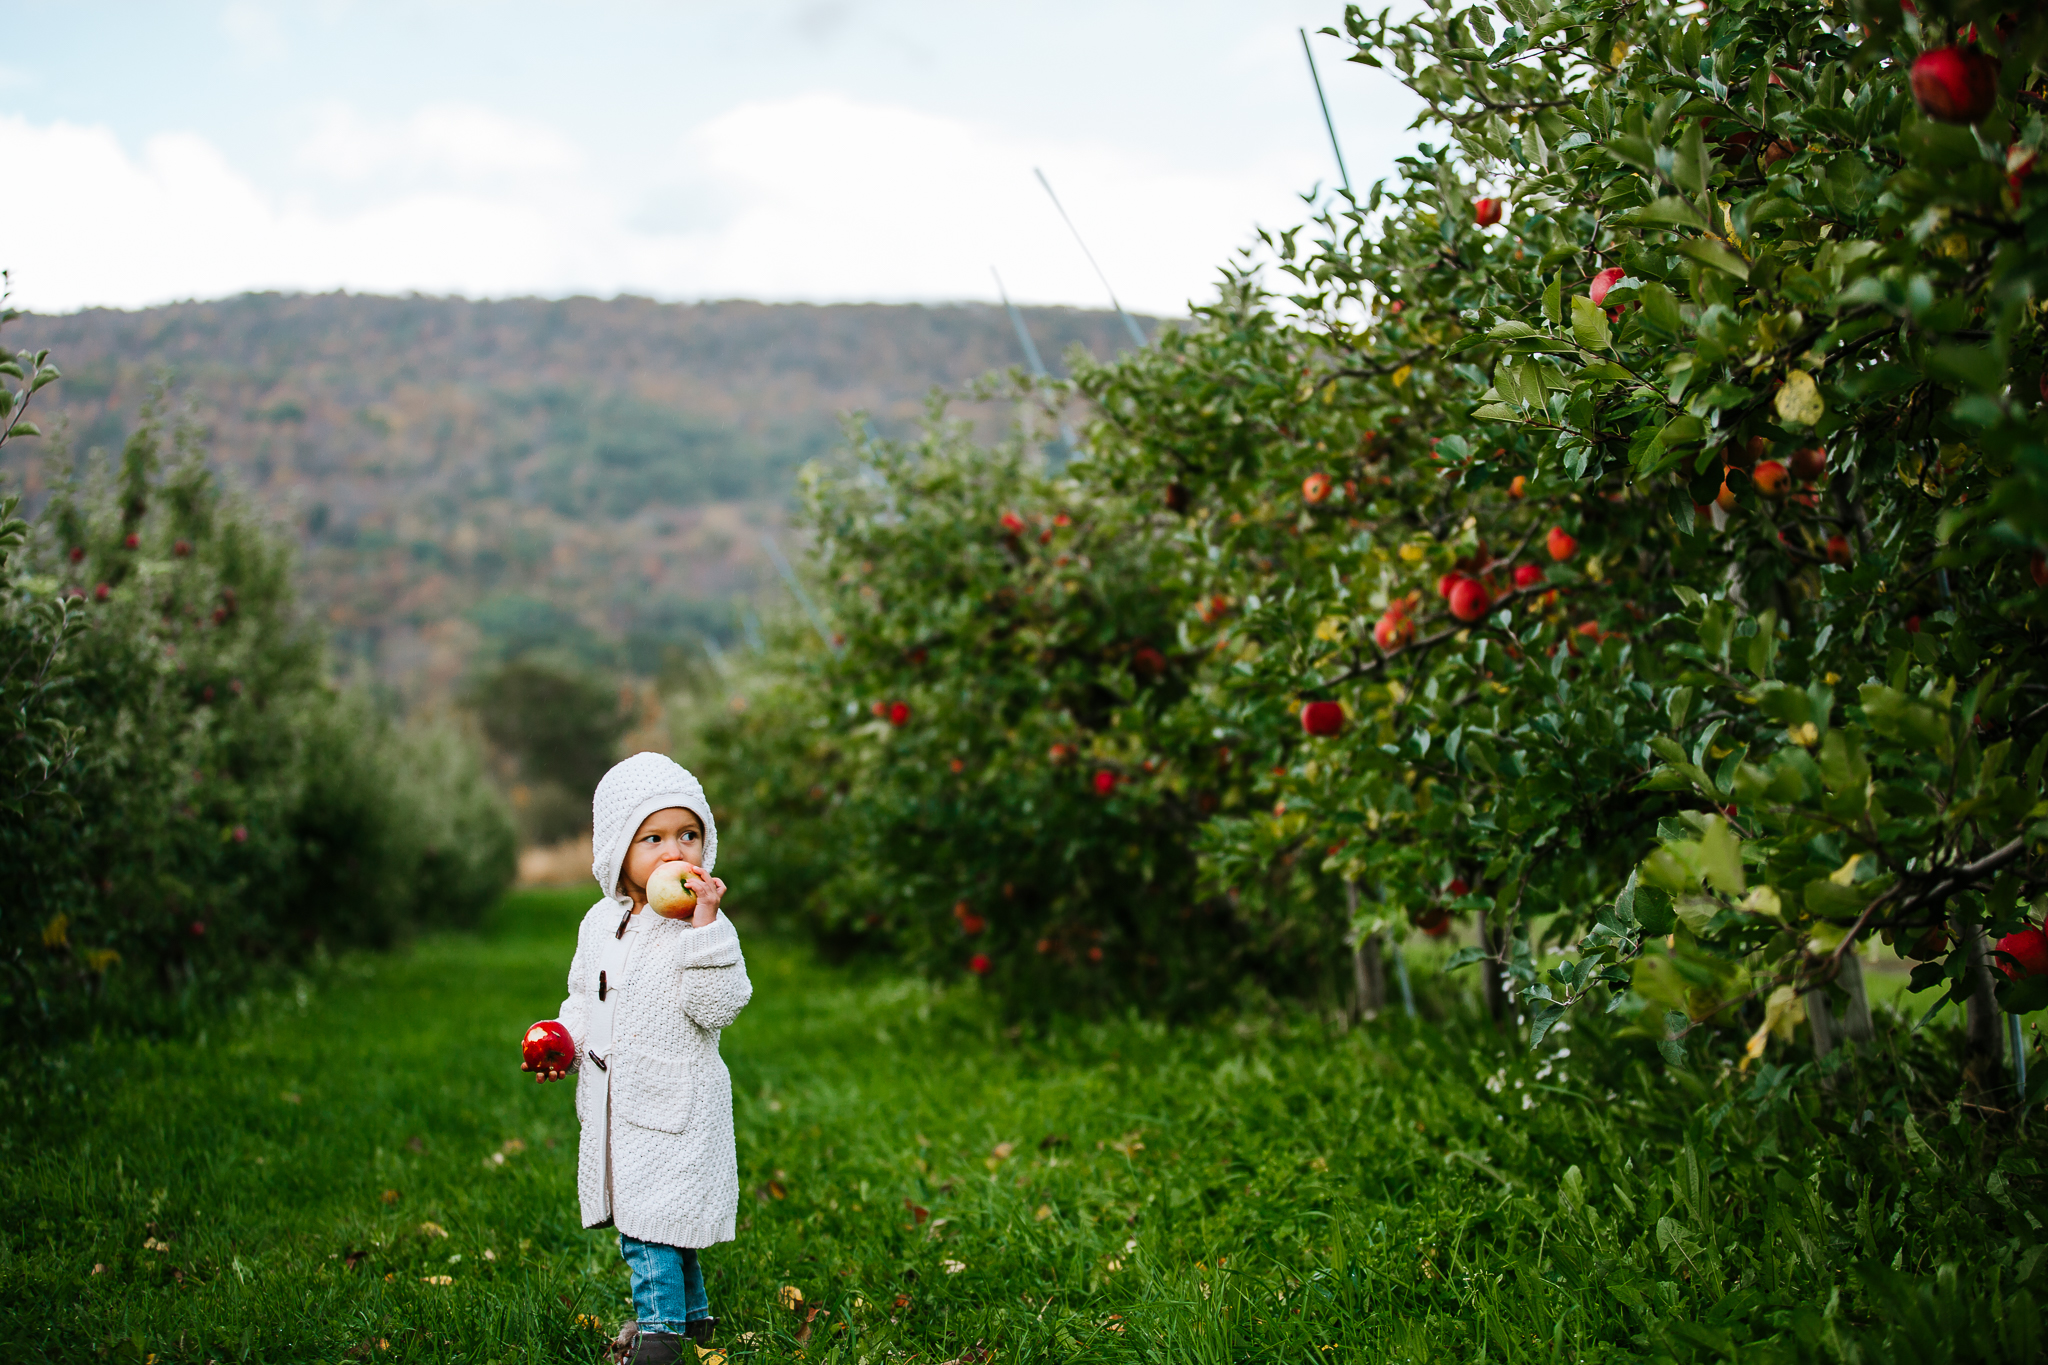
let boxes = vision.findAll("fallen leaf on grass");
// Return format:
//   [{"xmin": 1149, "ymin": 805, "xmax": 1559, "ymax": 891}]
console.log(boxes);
[
  {"xmin": 892, "ymin": 1294, "xmax": 912, "ymax": 1310},
  {"xmin": 694, "ymin": 1349, "xmax": 726, "ymax": 1364},
  {"xmin": 344, "ymin": 1250, "xmax": 367, "ymax": 1270},
  {"xmin": 142, "ymin": 1238, "xmax": 170, "ymax": 1253},
  {"xmin": 779, "ymin": 1284, "xmax": 804, "ymax": 1309},
  {"xmin": 1034, "ymin": 1205, "xmax": 1053, "ymax": 1221},
  {"xmin": 482, "ymin": 1249, "xmax": 496, "ymax": 1261},
  {"xmin": 795, "ymin": 1305, "xmax": 827, "ymax": 1343},
  {"xmin": 1103, "ymin": 1316, "xmax": 1125, "ymax": 1334},
  {"xmin": 421, "ymin": 1274, "xmax": 453, "ymax": 1286},
  {"xmin": 90, "ymin": 1263, "xmax": 105, "ymax": 1275},
  {"xmin": 281, "ymin": 1092, "xmax": 301, "ymax": 1105},
  {"xmin": 903, "ymin": 1200, "xmax": 928, "ymax": 1226},
  {"xmin": 379, "ymin": 1190, "xmax": 399, "ymax": 1205},
  {"xmin": 418, "ymin": 1222, "xmax": 449, "ymax": 1238},
  {"xmin": 500, "ymin": 1139, "xmax": 526, "ymax": 1155}
]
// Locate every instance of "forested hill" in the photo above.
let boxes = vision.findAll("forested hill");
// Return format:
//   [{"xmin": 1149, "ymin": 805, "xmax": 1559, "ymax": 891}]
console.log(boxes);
[{"xmin": 3, "ymin": 292, "xmax": 1147, "ymax": 704}]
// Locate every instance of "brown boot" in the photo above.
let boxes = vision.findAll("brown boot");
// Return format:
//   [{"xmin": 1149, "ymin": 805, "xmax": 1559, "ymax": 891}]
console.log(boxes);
[
  {"xmin": 626, "ymin": 1331, "xmax": 685, "ymax": 1365},
  {"xmin": 684, "ymin": 1317, "xmax": 717, "ymax": 1347}
]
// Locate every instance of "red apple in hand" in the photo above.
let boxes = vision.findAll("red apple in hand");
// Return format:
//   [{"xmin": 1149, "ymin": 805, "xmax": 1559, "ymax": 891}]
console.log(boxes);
[{"xmin": 522, "ymin": 1020, "xmax": 575, "ymax": 1073}]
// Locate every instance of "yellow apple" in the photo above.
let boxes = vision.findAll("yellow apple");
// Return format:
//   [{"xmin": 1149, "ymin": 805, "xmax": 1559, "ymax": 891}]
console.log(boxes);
[{"xmin": 646, "ymin": 861, "xmax": 698, "ymax": 918}]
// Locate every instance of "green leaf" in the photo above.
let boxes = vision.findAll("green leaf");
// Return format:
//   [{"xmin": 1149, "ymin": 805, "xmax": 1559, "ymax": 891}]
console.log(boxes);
[
  {"xmin": 1638, "ymin": 283, "xmax": 1682, "ymax": 341},
  {"xmin": 1657, "ymin": 414, "xmax": 1705, "ymax": 447},
  {"xmin": 1611, "ymin": 196, "xmax": 1707, "ymax": 229},
  {"xmin": 1570, "ymin": 295, "xmax": 1612, "ymax": 352},
  {"xmin": 1698, "ymin": 818, "xmax": 1743, "ymax": 895},
  {"xmin": 1543, "ymin": 274, "xmax": 1562, "ymax": 326},
  {"xmin": 1672, "ymin": 239, "xmax": 1750, "ymax": 282}
]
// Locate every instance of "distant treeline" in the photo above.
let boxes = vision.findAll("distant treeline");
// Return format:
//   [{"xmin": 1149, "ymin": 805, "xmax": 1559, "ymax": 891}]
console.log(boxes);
[{"xmin": 4, "ymin": 294, "xmax": 1152, "ymax": 703}]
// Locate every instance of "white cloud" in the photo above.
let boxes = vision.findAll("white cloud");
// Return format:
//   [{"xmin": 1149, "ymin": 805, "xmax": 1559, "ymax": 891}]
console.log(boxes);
[
  {"xmin": 219, "ymin": 2, "xmax": 289, "ymax": 65},
  {"xmin": 296, "ymin": 102, "xmax": 584, "ymax": 184},
  {"xmin": 0, "ymin": 94, "xmax": 1327, "ymax": 316}
]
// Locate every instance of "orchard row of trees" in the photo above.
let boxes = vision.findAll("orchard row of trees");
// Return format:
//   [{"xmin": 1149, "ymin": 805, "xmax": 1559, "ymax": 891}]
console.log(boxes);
[
  {"xmin": 702, "ymin": 0, "xmax": 2048, "ymax": 1094},
  {"xmin": 0, "ymin": 293, "xmax": 516, "ymax": 1047}
]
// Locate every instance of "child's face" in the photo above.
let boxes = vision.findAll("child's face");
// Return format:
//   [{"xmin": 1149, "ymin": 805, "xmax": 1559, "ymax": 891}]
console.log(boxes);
[{"xmin": 618, "ymin": 806, "xmax": 705, "ymax": 904}]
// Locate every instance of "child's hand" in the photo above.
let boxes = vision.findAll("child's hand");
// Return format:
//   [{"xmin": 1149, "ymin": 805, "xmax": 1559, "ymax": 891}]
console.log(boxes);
[
  {"xmin": 685, "ymin": 866, "xmax": 726, "ymax": 927},
  {"xmin": 521, "ymin": 1060, "xmax": 571, "ymax": 1084}
]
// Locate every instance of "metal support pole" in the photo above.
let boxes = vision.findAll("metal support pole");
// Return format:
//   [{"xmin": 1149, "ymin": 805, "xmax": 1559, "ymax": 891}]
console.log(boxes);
[
  {"xmin": 1299, "ymin": 27, "xmax": 1352, "ymax": 196},
  {"xmin": 760, "ymin": 533, "xmax": 839, "ymax": 656},
  {"xmin": 1032, "ymin": 168, "xmax": 1148, "ymax": 350},
  {"xmin": 991, "ymin": 267, "xmax": 1080, "ymax": 468}
]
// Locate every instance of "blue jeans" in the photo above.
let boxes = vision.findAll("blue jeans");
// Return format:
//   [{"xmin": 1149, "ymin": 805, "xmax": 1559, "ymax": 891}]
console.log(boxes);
[{"xmin": 617, "ymin": 1233, "xmax": 711, "ymax": 1332}]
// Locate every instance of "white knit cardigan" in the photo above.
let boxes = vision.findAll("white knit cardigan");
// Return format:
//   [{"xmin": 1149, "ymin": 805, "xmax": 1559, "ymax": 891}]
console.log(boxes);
[{"xmin": 552, "ymin": 753, "xmax": 753, "ymax": 1248}]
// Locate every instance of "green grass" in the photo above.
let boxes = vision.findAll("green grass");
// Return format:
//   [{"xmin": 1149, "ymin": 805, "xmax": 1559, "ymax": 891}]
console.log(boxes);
[{"xmin": 3, "ymin": 889, "xmax": 2045, "ymax": 1363}]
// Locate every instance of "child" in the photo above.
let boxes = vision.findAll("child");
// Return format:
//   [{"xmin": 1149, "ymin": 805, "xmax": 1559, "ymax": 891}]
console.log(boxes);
[{"xmin": 523, "ymin": 752, "xmax": 752, "ymax": 1364}]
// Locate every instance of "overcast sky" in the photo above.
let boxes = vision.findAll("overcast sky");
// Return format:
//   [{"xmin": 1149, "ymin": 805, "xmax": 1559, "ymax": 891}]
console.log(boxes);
[{"xmin": 0, "ymin": 1, "xmax": 1424, "ymax": 317}]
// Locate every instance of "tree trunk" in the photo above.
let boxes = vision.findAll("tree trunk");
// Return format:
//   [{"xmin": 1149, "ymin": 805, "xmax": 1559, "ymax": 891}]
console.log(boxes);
[
  {"xmin": 1954, "ymin": 912, "xmax": 2007, "ymax": 1090},
  {"xmin": 1477, "ymin": 909, "xmax": 1508, "ymax": 1023},
  {"xmin": 1805, "ymin": 952, "xmax": 1875, "ymax": 1062},
  {"xmin": 1354, "ymin": 935, "xmax": 1385, "ymax": 1019},
  {"xmin": 1346, "ymin": 881, "xmax": 1385, "ymax": 1021}
]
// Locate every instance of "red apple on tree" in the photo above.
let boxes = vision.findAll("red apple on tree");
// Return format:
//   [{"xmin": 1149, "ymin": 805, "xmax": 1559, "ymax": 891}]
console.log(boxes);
[
  {"xmin": 1373, "ymin": 610, "xmax": 1415, "ymax": 651},
  {"xmin": 1789, "ymin": 446, "xmax": 1827, "ymax": 482},
  {"xmin": 1092, "ymin": 770, "xmax": 1117, "ymax": 796},
  {"xmin": 1473, "ymin": 197, "xmax": 1502, "ymax": 226},
  {"xmin": 1546, "ymin": 527, "xmax": 1577, "ymax": 561},
  {"xmin": 1588, "ymin": 267, "xmax": 1625, "ymax": 306},
  {"xmin": 1301, "ymin": 472, "xmax": 1332, "ymax": 504},
  {"xmin": 1448, "ymin": 578, "xmax": 1491, "ymax": 622},
  {"xmin": 1911, "ymin": 47, "xmax": 1999, "ymax": 125},
  {"xmin": 1301, "ymin": 700, "xmax": 1345, "ymax": 736},
  {"xmin": 1513, "ymin": 564, "xmax": 1545, "ymax": 589},
  {"xmin": 1995, "ymin": 927, "xmax": 2048, "ymax": 979},
  {"xmin": 888, "ymin": 701, "xmax": 911, "ymax": 727}
]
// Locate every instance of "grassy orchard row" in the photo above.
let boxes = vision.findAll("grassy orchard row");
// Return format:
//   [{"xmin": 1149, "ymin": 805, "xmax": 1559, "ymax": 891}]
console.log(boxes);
[
  {"xmin": 0, "ymin": 302, "xmax": 516, "ymax": 1047},
  {"xmin": 13, "ymin": 890, "xmax": 2047, "ymax": 1363},
  {"xmin": 701, "ymin": 0, "xmax": 2048, "ymax": 1109}
]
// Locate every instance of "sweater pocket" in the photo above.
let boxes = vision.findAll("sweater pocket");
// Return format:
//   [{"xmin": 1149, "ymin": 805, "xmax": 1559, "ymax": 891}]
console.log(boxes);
[{"xmin": 612, "ymin": 1046, "xmax": 695, "ymax": 1135}]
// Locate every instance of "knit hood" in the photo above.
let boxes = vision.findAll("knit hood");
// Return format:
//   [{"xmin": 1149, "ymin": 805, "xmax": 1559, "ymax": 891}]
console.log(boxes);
[{"xmin": 590, "ymin": 752, "xmax": 719, "ymax": 903}]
